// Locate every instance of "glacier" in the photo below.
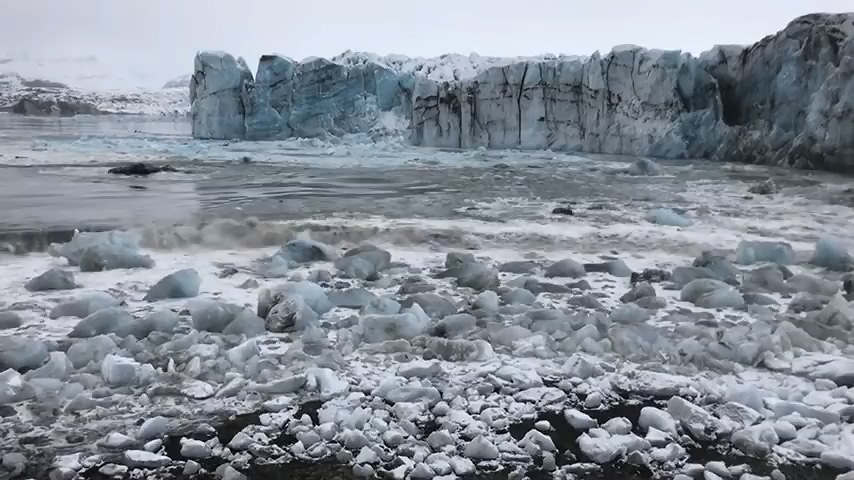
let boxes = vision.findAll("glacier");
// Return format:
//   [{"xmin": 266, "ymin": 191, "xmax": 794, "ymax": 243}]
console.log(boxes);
[{"xmin": 190, "ymin": 13, "xmax": 854, "ymax": 172}]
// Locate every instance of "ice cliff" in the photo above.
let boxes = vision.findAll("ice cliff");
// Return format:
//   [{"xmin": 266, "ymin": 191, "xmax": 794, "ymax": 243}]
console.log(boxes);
[{"xmin": 190, "ymin": 13, "xmax": 854, "ymax": 172}]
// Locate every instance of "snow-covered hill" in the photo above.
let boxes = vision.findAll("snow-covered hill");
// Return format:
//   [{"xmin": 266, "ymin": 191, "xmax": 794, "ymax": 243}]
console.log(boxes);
[{"xmin": 0, "ymin": 54, "xmax": 191, "ymax": 116}]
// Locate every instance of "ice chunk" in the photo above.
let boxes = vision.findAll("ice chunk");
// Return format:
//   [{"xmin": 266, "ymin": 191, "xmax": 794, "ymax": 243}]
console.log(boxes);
[
  {"xmin": 585, "ymin": 259, "xmax": 633, "ymax": 277},
  {"xmin": 180, "ymin": 438, "xmax": 212, "ymax": 458},
  {"xmin": 360, "ymin": 297, "xmax": 401, "ymax": 315},
  {"xmin": 437, "ymin": 254, "xmax": 499, "ymax": 290},
  {"xmin": 49, "ymin": 292, "xmax": 122, "ymax": 319},
  {"xmin": 101, "ymin": 432, "xmax": 136, "ymax": 449},
  {"xmin": 79, "ymin": 244, "xmax": 155, "ymax": 272},
  {"xmin": 786, "ymin": 274, "xmax": 839, "ymax": 296},
  {"xmin": 578, "ymin": 433, "xmax": 622, "ymax": 463},
  {"xmin": 501, "ymin": 287, "xmax": 537, "ymax": 305},
  {"xmin": 820, "ymin": 451, "xmax": 854, "ymax": 471},
  {"xmin": 400, "ymin": 293, "xmax": 457, "ymax": 319},
  {"xmin": 68, "ymin": 308, "xmax": 135, "ymax": 338},
  {"xmin": 672, "ymin": 266, "xmax": 725, "ymax": 288},
  {"xmin": 273, "ymin": 237, "xmax": 339, "ymax": 264},
  {"xmin": 693, "ymin": 252, "xmax": 739, "ymax": 283},
  {"xmin": 0, "ymin": 312, "xmax": 22, "ymax": 330},
  {"xmin": 610, "ymin": 304, "xmax": 651, "ymax": 324},
  {"xmin": 731, "ymin": 424, "xmax": 779, "ymax": 456},
  {"xmin": 807, "ymin": 357, "xmax": 854, "ymax": 387},
  {"xmin": 1, "ymin": 452, "xmax": 27, "ymax": 475},
  {"xmin": 24, "ymin": 268, "xmax": 78, "ymax": 292},
  {"xmin": 473, "ymin": 291, "xmax": 500, "ymax": 313},
  {"xmin": 735, "ymin": 240, "xmax": 795, "ymax": 265},
  {"xmin": 434, "ymin": 313, "xmax": 477, "ymax": 338},
  {"xmin": 122, "ymin": 450, "xmax": 171, "ymax": 469},
  {"xmin": 138, "ymin": 416, "xmax": 173, "ymax": 441},
  {"xmin": 489, "ymin": 325, "xmax": 536, "ymax": 347},
  {"xmin": 222, "ymin": 309, "xmax": 266, "ymax": 337},
  {"xmin": 190, "ymin": 301, "xmax": 243, "ymax": 332},
  {"xmin": 50, "ymin": 231, "xmax": 140, "ymax": 266},
  {"xmin": 694, "ymin": 287, "xmax": 745, "ymax": 309},
  {"xmin": 743, "ymin": 265, "xmax": 788, "ymax": 292},
  {"xmin": 24, "ymin": 352, "xmax": 73, "ymax": 381},
  {"xmin": 306, "ymin": 367, "xmax": 349, "ymax": 395},
  {"xmin": 545, "ymin": 258, "xmax": 587, "ymax": 278},
  {"xmin": 225, "ymin": 339, "xmax": 260, "ymax": 367},
  {"xmin": 679, "ymin": 278, "xmax": 729, "ymax": 303},
  {"xmin": 0, "ymin": 336, "xmax": 49, "ymax": 371},
  {"xmin": 417, "ymin": 337, "xmax": 494, "ymax": 362},
  {"xmin": 499, "ymin": 260, "xmax": 541, "ymax": 274},
  {"xmin": 522, "ymin": 429, "xmax": 558, "ymax": 452},
  {"xmin": 0, "ymin": 369, "xmax": 36, "ymax": 404},
  {"xmin": 265, "ymin": 296, "xmax": 319, "ymax": 332},
  {"xmin": 464, "ymin": 435, "xmax": 499, "ymax": 460},
  {"xmin": 627, "ymin": 158, "xmax": 663, "ymax": 176},
  {"xmin": 666, "ymin": 397, "xmax": 723, "ymax": 441},
  {"xmin": 258, "ymin": 281, "xmax": 333, "ymax": 318},
  {"xmin": 361, "ymin": 313, "xmax": 430, "ymax": 343},
  {"xmin": 334, "ymin": 244, "xmax": 392, "ymax": 279},
  {"xmin": 67, "ymin": 335, "xmax": 117, "ymax": 369},
  {"xmin": 144, "ymin": 269, "xmax": 202, "ymax": 301},
  {"xmin": 328, "ymin": 288, "xmax": 379, "ymax": 309},
  {"xmin": 747, "ymin": 178, "xmax": 779, "ymax": 195},
  {"xmin": 810, "ymin": 238, "xmax": 854, "ymax": 271},
  {"xmin": 646, "ymin": 208, "xmax": 693, "ymax": 227},
  {"xmin": 135, "ymin": 310, "xmax": 180, "ymax": 336},
  {"xmin": 565, "ymin": 409, "xmax": 598, "ymax": 430},
  {"xmin": 100, "ymin": 354, "xmax": 140, "ymax": 387},
  {"xmin": 638, "ymin": 407, "xmax": 677, "ymax": 436},
  {"xmin": 621, "ymin": 282, "xmax": 656, "ymax": 303}
]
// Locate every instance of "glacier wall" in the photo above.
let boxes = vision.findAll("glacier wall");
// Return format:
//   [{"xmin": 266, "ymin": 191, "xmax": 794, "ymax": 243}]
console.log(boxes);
[{"xmin": 190, "ymin": 13, "xmax": 854, "ymax": 172}]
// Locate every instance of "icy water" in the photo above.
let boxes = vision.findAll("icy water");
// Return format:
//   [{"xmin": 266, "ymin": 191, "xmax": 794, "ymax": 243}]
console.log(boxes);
[
  {"xmin": 2, "ymin": 114, "xmax": 854, "ymax": 479},
  {"xmin": 1, "ymin": 114, "xmax": 852, "ymax": 252}
]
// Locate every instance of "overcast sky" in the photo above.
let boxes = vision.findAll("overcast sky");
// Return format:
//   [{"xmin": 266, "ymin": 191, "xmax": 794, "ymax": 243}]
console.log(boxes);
[{"xmin": 2, "ymin": 0, "xmax": 851, "ymax": 89}]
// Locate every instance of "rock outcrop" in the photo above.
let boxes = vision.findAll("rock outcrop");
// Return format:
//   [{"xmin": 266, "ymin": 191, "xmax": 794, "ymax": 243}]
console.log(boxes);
[{"xmin": 189, "ymin": 13, "xmax": 854, "ymax": 172}]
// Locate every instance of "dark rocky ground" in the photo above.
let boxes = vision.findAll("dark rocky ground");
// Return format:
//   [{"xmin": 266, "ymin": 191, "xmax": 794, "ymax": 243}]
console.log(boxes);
[{"xmin": 10, "ymin": 397, "xmax": 834, "ymax": 480}]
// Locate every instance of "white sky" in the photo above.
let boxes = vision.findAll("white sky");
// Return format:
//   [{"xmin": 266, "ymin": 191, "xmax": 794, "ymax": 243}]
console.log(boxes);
[{"xmin": 2, "ymin": 0, "xmax": 851, "ymax": 89}]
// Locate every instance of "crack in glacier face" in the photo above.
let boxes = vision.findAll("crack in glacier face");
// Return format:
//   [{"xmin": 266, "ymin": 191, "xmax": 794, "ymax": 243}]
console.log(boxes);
[
  {"xmin": 517, "ymin": 63, "xmax": 529, "ymax": 148},
  {"xmin": 189, "ymin": 13, "xmax": 854, "ymax": 172}
]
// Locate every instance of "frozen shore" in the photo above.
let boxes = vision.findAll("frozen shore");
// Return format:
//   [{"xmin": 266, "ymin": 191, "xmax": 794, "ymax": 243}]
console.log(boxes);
[{"xmin": 2, "ymin": 204, "xmax": 854, "ymax": 479}]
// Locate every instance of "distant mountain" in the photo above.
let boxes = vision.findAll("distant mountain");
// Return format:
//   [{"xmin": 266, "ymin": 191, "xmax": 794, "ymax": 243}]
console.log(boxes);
[{"xmin": 0, "ymin": 53, "xmax": 183, "ymax": 91}]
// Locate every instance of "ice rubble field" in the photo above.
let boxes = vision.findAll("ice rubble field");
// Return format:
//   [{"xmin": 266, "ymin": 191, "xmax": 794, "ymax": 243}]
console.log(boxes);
[{"xmin": 1, "ymin": 170, "xmax": 854, "ymax": 480}]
